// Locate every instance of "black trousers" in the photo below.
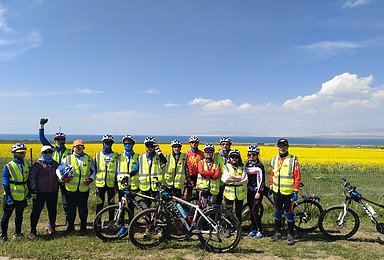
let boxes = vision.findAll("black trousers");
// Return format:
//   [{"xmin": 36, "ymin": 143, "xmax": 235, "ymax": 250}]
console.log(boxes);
[
  {"xmin": 58, "ymin": 182, "xmax": 68, "ymax": 217},
  {"xmin": 247, "ymin": 190, "xmax": 263, "ymax": 231},
  {"xmin": 30, "ymin": 191, "xmax": 58, "ymax": 233},
  {"xmin": 1, "ymin": 196, "xmax": 27, "ymax": 238},
  {"xmin": 66, "ymin": 190, "xmax": 89, "ymax": 231},
  {"xmin": 96, "ymin": 186, "xmax": 116, "ymax": 215},
  {"xmin": 224, "ymin": 198, "xmax": 244, "ymax": 224}
]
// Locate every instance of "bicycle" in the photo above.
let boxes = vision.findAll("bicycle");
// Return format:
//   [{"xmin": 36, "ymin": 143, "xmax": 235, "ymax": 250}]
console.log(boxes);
[
  {"xmin": 241, "ymin": 183, "xmax": 323, "ymax": 232},
  {"xmin": 318, "ymin": 177, "xmax": 384, "ymax": 240},
  {"xmin": 128, "ymin": 181, "xmax": 242, "ymax": 253}
]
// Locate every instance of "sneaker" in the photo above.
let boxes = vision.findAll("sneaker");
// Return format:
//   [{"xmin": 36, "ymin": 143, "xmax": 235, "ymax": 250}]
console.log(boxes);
[
  {"xmin": 79, "ymin": 230, "xmax": 87, "ymax": 236},
  {"xmin": 65, "ymin": 220, "xmax": 69, "ymax": 226},
  {"xmin": 45, "ymin": 223, "xmax": 51, "ymax": 230},
  {"xmin": 248, "ymin": 230, "xmax": 257, "ymax": 237},
  {"xmin": 117, "ymin": 226, "xmax": 128, "ymax": 236},
  {"xmin": 287, "ymin": 234, "xmax": 295, "ymax": 245},
  {"xmin": 48, "ymin": 226, "xmax": 56, "ymax": 234},
  {"xmin": 63, "ymin": 228, "xmax": 75, "ymax": 236},
  {"xmin": 13, "ymin": 233, "xmax": 24, "ymax": 239},
  {"xmin": 255, "ymin": 231, "xmax": 264, "ymax": 238},
  {"xmin": 29, "ymin": 232, "xmax": 37, "ymax": 239},
  {"xmin": 269, "ymin": 232, "xmax": 281, "ymax": 242}
]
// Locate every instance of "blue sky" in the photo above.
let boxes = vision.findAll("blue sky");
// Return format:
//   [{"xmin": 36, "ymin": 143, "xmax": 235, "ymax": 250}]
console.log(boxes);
[{"xmin": 1, "ymin": 0, "xmax": 384, "ymax": 137}]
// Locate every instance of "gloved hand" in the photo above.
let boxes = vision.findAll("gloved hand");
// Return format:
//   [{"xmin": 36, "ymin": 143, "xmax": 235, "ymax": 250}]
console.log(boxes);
[
  {"xmin": 6, "ymin": 195, "xmax": 13, "ymax": 205},
  {"xmin": 40, "ymin": 118, "xmax": 48, "ymax": 126},
  {"xmin": 154, "ymin": 144, "xmax": 162, "ymax": 154},
  {"xmin": 62, "ymin": 177, "xmax": 71, "ymax": 183},
  {"xmin": 292, "ymin": 192, "xmax": 298, "ymax": 201},
  {"xmin": 84, "ymin": 178, "xmax": 92, "ymax": 185},
  {"xmin": 31, "ymin": 193, "xmax": 37, "ymax": 200},
  {"xmin": 121, "ymin": 176, "xmax": 130, "ymax": 186}
]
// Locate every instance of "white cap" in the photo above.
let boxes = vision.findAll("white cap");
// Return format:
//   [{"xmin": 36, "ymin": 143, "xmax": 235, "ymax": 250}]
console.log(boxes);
[{"xmin": 41, "ymin": 145, "xmax": 53, "ymax": 153}]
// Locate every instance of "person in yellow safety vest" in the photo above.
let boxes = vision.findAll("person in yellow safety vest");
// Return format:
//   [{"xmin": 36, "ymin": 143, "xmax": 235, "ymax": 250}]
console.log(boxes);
[
  {"xmin": 163, "ymin": 139, "xmax": 191, "ymax": 198},
  {"xmin": 1, "ymin": 143, "xmax": 30, "ymax": 243},
  {"xmin": 95, "ymin": 134, "xmax": 119, "ymax": 216},
  {"xmin": 138, "ymin": 137, "xmax": 167, "ymax": 207},
  {"xmin": 216, "ymin": 136, "xmax": 232, "ymax": 208},
  {"xmin": 269, "ymin": 138, "xmax": 301, "ymax": 246},
  {"xmin": 222, "ymin": 149, "xmax": 248, "ymax": 226},
  {"xmin": 115, "ymin": 134, "xmax": 140, "ymax": 236},
  {"xmin": 196, "ymin": 143, "xmax": 221, "ymax": 208},
  {"xmin": 39, "ymin": 118, "xmax": 72, "ymax": 228},
  {"xmin": 56, "ymin": 139, "xmax": 95, "ymax": 236}
]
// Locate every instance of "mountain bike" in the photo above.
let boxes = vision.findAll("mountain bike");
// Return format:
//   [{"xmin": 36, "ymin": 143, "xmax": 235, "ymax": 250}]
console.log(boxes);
[
  {"xmin": 241, "ymin": 183, "xmax": 323, "ymax": 232},
  {"xmin": 128, "ymin": 180, "xmax": 242, "ymax": 253},
  {"xmin": 318, "ymin": 177, "xmax": 384, "ymax": 240}
]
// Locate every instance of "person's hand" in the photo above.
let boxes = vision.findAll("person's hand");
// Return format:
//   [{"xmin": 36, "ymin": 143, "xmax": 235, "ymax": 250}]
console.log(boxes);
[
  {"xmin": 40, "ymin": 118, "xmax": 48, "ymax": 126},
  {"xmin": 62, "ymin": 177, "xmax": 71, "ymax": 183},
  {"xmin": 154, "ymin": 143, "xmax": 161, "ymax": 154},
  {"xmin": 31, "ymin": 193, "xmax": 37, "ymax": 200},
  {"xmin": 186, "ymin": 181, "xmax": 193, "ymax": 188},
  {"xmin": 268, "ymin": 189, "xmax": 273, "ymax": 198},
  {"xmin": 255, "ymin": 192, "xmax": 261, "ymax": 200},
  {"xmin": 83, "ymin": 178, "xmax": 92, "ymax": 185},
  {"xmin": 292, "ymin": 192, "xmax": 298, "ymax": 201},
  {"xmin": 6, "ymin": 195, "xmax": 13, "ymax": 205}
]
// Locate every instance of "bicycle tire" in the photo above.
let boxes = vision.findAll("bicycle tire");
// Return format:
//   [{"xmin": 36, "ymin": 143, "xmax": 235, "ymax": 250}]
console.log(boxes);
[
  {"xmin": 93, "ymin": 205, "xmax": 133, "ymax": 241},
  {"xmin": 128, "ymin": 208, "xmax": 170, "ymax": 249},
  {"xmin": 293, "ymin": 199, "xmax": 323, "ymax": 232},
  {"xmin": 318, "ymin": 205, "xmax": 360, "ymax": 240},
  {"xmin": 196, "ymin": 208, "xmax": 241, "ymax": 253},
  {"xmin": 163, "ymin": 206, "xmax": 189, "ymax": 241}
]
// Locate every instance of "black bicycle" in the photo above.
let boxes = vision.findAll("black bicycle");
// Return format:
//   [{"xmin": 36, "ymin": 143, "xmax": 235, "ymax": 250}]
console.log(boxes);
[
  {"xmin": 319, "ymin": 177, "xmax": 384, "ymax": 240},
  {"xmin": 241, "ymin": 183, "xmax": 323, "ymax": 232}
]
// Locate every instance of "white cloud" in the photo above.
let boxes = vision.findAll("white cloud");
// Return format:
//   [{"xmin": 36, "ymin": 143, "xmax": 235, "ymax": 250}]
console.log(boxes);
[
  {"xmin": 164, "ymin": 103, "xmax": 179, "ymax": 107},
  {"xmin": 342, "ymin": 0, "xmax": 370, "ymax": 8},
  {"xmin": 0, "ymin": 88, "xmax": 104, "ymax": 97},
  {"xmin": 189, "ymin": 97, "xmax": 236, "ymax": 111},
  {"xmin": 0, "ymin": 4, "xmax": 11, "ymax": 32},
  {"xmin": 139, "ymin": 89, "xmax": 160, "ymax": 94},
  {"xmin": 283, "ymin": 73, "xmax": 382, "ymax": 111},
  {"xmin": 298, "ymin": 41, "xmax": 364, "ymax": 60}
]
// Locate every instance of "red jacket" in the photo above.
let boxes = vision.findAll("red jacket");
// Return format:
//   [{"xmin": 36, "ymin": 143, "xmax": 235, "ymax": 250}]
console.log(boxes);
[
  {"xmin": 185, "ymin": 150, "xmax": 205, "ymax": 176},
  {"xmin": 269, "ymin": 155, "xmax": 301, "ymax": 192}
]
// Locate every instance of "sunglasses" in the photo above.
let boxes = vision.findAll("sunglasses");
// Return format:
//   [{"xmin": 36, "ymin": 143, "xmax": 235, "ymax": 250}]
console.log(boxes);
[
  {"xmin": 124, "ymin": 142, "xmax": 134, "ymax": 145},
  {"xmin": 146, "ymin": 144, "xmax": 154, "ymax": 148},
  {"xmin": 277, "ymin": 145, "xmax": 288, "ymax": 148},
  {"xmin": 43, "ymin": 150, "xmax": 53, "ymax": 155},
  {"xmin": 55, "ymin": 138, "xmax": 65, "ymax": 142},
  {"xmin": 230, "ymin": 155, "xmax": 240, "ymax": 159},
  {"xmin": 248, "ymin": 153, "xmax": 257, "ymax": 157},
  {"xmin": 172, "ymin": 145, "xmax": 181, "ymax": 149},
  {"xmin": 15, "ymin": 151, "xmax": 26, "ymax": 154},
  {"xmin": 205, "ymin": 150, "xmax": 214, "ymax": 153},
  {"xmin": 74, "ymin": 145, "xmax": 84, "ymax": 148}
]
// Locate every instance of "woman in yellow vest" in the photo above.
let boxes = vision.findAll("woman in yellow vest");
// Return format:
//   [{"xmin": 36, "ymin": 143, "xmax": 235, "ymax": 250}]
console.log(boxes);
[
  {"xmin": 1, "ymin": 143, "xmax": 30, "ymax": 243},
  {"xmin": 56, "ymin": 140, "xmax": 96, "ymax": 236},
  {"xmin": 196, "ymin": 143, "xmax": 221, "ymax": 208},
  {"xmin": 222, "ymin": 149, "xmax": 248, "ymax": 226},
  {"xmin": 95, "ymin": 134, "xmax": 119, "ymax": 216}
]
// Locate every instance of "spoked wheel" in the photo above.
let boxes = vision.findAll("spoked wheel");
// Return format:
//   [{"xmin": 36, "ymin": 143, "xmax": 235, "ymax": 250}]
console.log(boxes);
[
  {"xmin": 293, "ymin": 200, "xmax": 323, "ymax": 232},
  {"xmin": 128, "ymin": 208, "xmax": 170, "ymax": 248},
  {"xmin": 93, "ymin": 205, "xmax": 133, "ymax": 241},
  {"xmin": 196, "ymin": 208, "xmax": 241, "ymax": 253},
  {"xmin": 164, "ymin": 207, "xmax": 189, "ymax": 241},
  {"xmin": 318, "ymin": 205, "xmax": 360, "ymax": 240}
]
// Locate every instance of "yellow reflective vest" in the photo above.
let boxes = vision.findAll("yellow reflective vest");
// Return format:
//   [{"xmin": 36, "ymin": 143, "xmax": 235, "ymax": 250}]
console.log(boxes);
[
  {"xmin": 163, "ymin": 153, "xmax": 187, "ymax": 189},
  {"xmin": 65, "ymin": 154, "xmax": 92, "ymax": 192},
  {"xmin": 95, "ymin": 152, "xmax": 118, "ymax": 188},
  {"xmin": 271, "ymin": 154, "xmax": 296, "ymax": 195},
  {"xmin": 139, "ymin": 154, "xmax": 163, "ymax": 192},
  {"xmin": 6, "ymin": 161, "xmax": 29, "ymax": 201},
  {"xmin": 223, "ymin": 164, "xmax": 246, "ymax": 200},
  {"xmin": 53, "ymin": 148, "xmax": 72, "ymax": 163},
  {"xmin": 117, "ymin": 153, "xmax": 139, "ymax": 190},
  {"xmin": 196, "ymin": 155, "xmax": 220, "ymax": 195}
]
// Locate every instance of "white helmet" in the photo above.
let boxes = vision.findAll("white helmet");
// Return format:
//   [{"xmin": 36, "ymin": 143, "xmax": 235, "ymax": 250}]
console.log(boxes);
[
  {"xmin": 102, "ymin": 134, "xmax": 114, "ymax": 143},
  {"xmin": 204, "ymin": 143, "xmax": 215, "ymax": 151},
  {"xmin": 220, "ymin": 136, "xmax": 232, "ymax": 144},
  {"xmin": 122, "ymin": 135, "xmax": 135, "ymax": 144},
  {"xmin": 54, "ymin": 132, "xmax": 66, "ymax": 140},
  {"xmin": 228, "ymin": 149, "xmax": 241, "ymax": 158},
  {"xmin": 144, "ymin": 136, "xmax": 157, "ymax": 144},
  {"xmin": 189, "ymin": 135, "xmax": 200, "ymax": 143},
  {"xmin": 247, "ymin": 145, "xmax": 260, "ymax": 153},
  {"xmin": 11, "ymin": 143, "xmax": 27, "ymax": 153},
  {"xmin": 171, "ymin": 139, "xmax": 182, "ymax": 147},
  {"xmin": 62, "ymin": 165, "xmax": 74, "ymax": 178}
]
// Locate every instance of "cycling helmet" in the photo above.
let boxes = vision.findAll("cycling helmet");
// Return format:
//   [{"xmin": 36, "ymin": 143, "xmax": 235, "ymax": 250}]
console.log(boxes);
[
  {"xmin": 122, "ymin": 134, "xmax": 135, "ymax": 144},
  {"xmin": 144, "ymin": 136, "xmax": 157, "ymax": 144},
  {"xmin": 62, "ymin": 165, "xmax": 74, "ymax": 179},
  {"xmin": 171, "ymin": 139, "xmax": 182, "ymax": 147},
  {"xmin": 204, "ymin": 143, "xmax": 215, "ymax": 151},
  {"xmin": 11, "ymin": 143, "xmax": 27, "ymax": 153},
  {"xmin": 228, "ymin": 149, "xmax": 241, "ymax": 157},
  {"xmin": 247, "ymin": 145, "xmax": 260, "ymax": 153},
  {"xmin": 54, "ymin": 132, "xmax": 66, "ymax": 140},
  {"xmin": 102, "ymin": 134, "xmax": 114, "ymax": 143},
  {"xmin": 220, "ymin": 136, "xmax": 232, "ymax": 144},
  {"xmin": 189, "ymin": 135, "xmax": 200, "ymax": 143}
]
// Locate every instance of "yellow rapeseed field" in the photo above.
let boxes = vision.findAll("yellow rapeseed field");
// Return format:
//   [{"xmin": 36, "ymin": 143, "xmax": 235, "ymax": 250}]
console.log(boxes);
[{"xmin": 0, "ymin": 142, "xmax": 383, "ymax": 167}]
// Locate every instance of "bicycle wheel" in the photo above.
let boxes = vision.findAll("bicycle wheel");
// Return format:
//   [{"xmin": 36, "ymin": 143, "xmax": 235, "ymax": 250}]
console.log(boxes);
[
  {"xmin": 128, "ymin": 208, "xmax": 170, "ymax": 248},
  {"xmin": 196, "ymin": 208, "xmax": 241, "ymax": 253},
  {"xmin": 163, "ymin": 206, "xmax": 189, "ymax": 241},
  {"xmin": 93, "ymin": 205, "xmax": 134, "ymax": 241},
  {"xmin": 293, "ymin": 200, "xmax": 323, "ymax": 232},
  {"xmin": 318, "ymin": 205, "xmax": 360, "ymax": 240}
]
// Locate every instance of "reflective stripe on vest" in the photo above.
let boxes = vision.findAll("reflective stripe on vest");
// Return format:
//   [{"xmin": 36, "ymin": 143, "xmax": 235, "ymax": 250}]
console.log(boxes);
[
  {"xmin": 196, "ymin": 156, "xmax": 220, "ymax": 195},
  {"xmin": 117, "ymin": 153, "xmax": 139, "ymax": 190},
  {"xmin": 223, "ymin": 165, "xmax": 246, "ymax": 200},
  {"xmin": 216, "ymin": 153, "xmax": 225, "ymax": 187},
  {"xmin": 271, "ymin": 155, "xmax": 295, "ymax": 195},
  {"xmin": 163, "ymin": 154, "xmax": 187, "ymax": 189},
  {"xmin": 6, "ymin": 161, "xmax": 29, "ymax": 201},
  {"xmin": 139, "ymin": 154, "xmax": 163, "ymax": 192},
  {"xmin": 53, "ymin": 148, "xmax": 72, "ymax": 163},
  {"xmin": 65, "ymin": 154, "xmax": 92, "ymax": 192},
  {"xmin": 95, "ymin": 152, "xmax": 118, "ymax": 188}
]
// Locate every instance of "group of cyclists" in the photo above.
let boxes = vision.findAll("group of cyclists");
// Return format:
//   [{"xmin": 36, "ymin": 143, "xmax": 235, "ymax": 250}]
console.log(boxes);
[{"xmin": 1, "ymin": 118, "xmax": 301, "ymax": 246}]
